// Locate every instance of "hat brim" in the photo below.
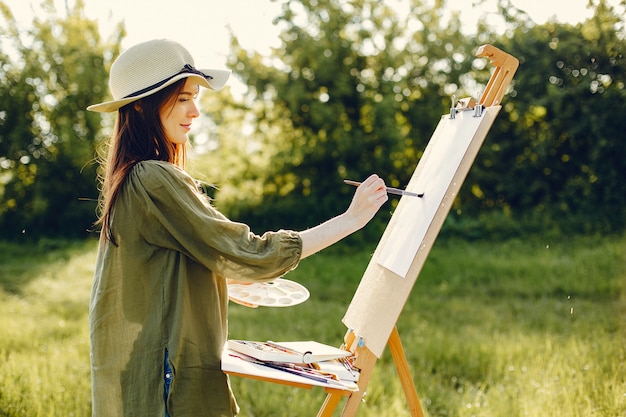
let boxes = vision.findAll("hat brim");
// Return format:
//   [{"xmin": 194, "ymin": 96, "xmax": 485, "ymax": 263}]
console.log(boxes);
[{"xmin": 87, "ymin": 69, "xmax": 231, "ymax": 113}]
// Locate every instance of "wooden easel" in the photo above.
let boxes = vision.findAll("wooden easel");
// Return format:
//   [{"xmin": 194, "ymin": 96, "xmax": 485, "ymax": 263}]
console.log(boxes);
[
  {"xmin": 314, "ymin": 327, "xmax": 422, "ymax": 417},
  {"xmin": 225, "ymin": 44, "xmax": 519, "ymax": 417}
]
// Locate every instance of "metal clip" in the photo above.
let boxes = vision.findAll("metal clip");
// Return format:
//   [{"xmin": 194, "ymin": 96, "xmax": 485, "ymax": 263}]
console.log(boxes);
[
  {"xmin": 449, "ymin": 95, "xmax": 457, "ymax": 119},
  {"xmin": 473, "ymin": 103, "xmax": 484, "ymax": 117}
]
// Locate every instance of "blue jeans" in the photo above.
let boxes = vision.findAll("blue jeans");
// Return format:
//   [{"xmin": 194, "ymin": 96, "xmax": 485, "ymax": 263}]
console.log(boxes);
[{"xmin": 164, "ymin": 349, "xmax": 173, "ymax": 417}]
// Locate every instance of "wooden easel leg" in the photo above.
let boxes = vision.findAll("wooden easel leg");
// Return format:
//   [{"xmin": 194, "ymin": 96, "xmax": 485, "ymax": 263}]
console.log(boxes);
[
  {"xmin": 317, "ymin": 391, "xmax": 344, "ymax": 417},
  {"xmin": 319, "ymin": 329, "xmax": 423, "ymax": 416},
  {"xmin": 340, "ymin": 346, "xmax": 378, "ymax": 417},
  {"xmin": 388, "ymin": 327, "xmax": 424, "ymax": 417}
]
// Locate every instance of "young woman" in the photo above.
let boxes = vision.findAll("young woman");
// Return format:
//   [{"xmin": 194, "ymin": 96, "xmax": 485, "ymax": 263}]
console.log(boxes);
[{"xmin": 87, "ymin": 39, "xmax": 388, "ymax": 417}]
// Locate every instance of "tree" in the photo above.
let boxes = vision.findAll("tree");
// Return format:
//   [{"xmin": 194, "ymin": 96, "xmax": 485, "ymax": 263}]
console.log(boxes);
[
  {"xmin": 199, "ymin": 0, "xmax": 480, "ymax": 236},
  {"xmin": 2, "ymin": 0, "xmax": 623, "ymax": 240},
  {"xmin": 459, "ymin": 0, "xmax": 626, "ymax": 235},
  {"xmin": 198, "ymin": 0, "xmax": 625, "ymax": 237},
  {"xmin": 0, "ymin": 0, "xmax": 124, "ymax": 239}
]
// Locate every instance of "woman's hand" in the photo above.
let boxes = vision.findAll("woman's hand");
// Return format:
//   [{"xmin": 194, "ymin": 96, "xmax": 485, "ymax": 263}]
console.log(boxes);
[
  {"xmin": 344, "ymin": 174, "xmax": 389, "ymax": 230},
  {"xmin": 299, "ymin": 174, "xmax": 388, "ymax": 259}
]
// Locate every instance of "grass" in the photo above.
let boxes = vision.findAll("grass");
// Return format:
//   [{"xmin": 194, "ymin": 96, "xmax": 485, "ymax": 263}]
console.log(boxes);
[
  {"xmin": 0, "ymin": 240, "xmax": 94, "ymax": 417},
  {"xmin": 0, "ymin": 234, "xmax": 624, "ymax": 416}
]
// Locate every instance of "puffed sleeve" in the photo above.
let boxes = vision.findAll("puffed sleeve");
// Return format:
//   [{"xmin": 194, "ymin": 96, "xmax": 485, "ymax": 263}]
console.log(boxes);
[{"xmin": 122, "ymin": 160, "xmax": 301, "ymax": 281}]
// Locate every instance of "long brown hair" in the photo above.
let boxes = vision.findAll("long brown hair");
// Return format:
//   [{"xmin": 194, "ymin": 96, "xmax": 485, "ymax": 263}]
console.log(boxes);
[{"xmin": 96, "ymin": 79, "xmax": 188, "ymax": 244}]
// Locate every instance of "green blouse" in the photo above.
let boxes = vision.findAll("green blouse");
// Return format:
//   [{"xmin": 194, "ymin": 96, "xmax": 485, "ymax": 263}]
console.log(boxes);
[{"xmin": 89, "ymin": 160, "xmax": 302, "ymax": 416}]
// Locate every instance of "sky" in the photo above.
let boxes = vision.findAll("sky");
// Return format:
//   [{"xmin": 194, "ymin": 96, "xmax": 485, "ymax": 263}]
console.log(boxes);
[{"xmin": 6, "ymin": 0, "xmax": 622, "ymax": 72}]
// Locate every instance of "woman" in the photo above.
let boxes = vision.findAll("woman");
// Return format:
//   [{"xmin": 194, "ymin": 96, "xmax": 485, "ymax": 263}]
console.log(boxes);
[{"xmin": 87, "ymin": 39, "xmax": 387, "ymax": 417}]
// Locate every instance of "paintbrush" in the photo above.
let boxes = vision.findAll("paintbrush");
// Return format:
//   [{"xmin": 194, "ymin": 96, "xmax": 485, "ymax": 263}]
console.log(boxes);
[{"xmin": 343, "ymin": 179, "xmax": 424, "ymax": 198}]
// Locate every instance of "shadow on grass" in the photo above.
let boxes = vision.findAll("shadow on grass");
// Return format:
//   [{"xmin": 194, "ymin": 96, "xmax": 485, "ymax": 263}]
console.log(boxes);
[{"xmin": 0, "ymin": 237, "xmax": 98, "ymax": 295}]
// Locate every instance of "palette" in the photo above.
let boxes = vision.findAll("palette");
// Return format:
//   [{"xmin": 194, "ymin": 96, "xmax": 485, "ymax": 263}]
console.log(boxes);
[{"xmin": 228, "ymin": 278, "xmax": 310, "ymax": 308}]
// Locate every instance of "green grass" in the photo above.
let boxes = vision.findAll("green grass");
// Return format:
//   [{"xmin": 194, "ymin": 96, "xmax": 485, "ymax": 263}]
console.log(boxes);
[
  {"xmin": 0, "ymin": 240, "xmax": 94, "ymax": 417},
  {"xmin": 1, "ymin": 234, "xmax": 624, "ymax": 416}
]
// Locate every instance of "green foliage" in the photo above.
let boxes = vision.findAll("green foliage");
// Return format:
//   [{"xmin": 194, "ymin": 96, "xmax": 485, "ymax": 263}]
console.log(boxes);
[
  {"xmin": 1, "ymin": 0, "xmax": 625, "ymax": 240},
  {"xmin": 1, "ymin": 234, "xmax": 624, "ymax": 416},
  {"xmin": 200, "ymin": 0, "xmax": 483, "ymax": 232},
  {"xmin": 193, "ymin": 0, "xmax": 626, "ymax": 238},
  {"xmin": 461, "ymin": 0, "xmax": 626, "ymax": 235},
  {"xmin": 0, "ymin": 0, "xmax": 123, "ymax": 240}
]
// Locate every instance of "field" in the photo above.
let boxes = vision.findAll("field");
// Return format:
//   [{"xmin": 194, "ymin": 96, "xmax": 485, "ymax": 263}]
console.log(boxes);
[{"xmin": 0, "ymin": 233, "xmax": 624, "ymax": 416}]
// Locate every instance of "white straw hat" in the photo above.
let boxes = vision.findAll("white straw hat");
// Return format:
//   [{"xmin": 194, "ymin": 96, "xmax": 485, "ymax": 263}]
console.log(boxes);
[{"xmin": 87, "ymin": 39, "xmax": 231, "ymax": 113}]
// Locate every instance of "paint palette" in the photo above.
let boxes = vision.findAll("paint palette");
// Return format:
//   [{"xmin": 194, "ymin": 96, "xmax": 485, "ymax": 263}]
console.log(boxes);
[{"xmin": 228, "ymin": 278, "xmax": 310, "ymax": 308}]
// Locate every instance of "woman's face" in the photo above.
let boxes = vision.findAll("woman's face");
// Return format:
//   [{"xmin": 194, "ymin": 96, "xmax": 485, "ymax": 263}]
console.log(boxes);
[{"xmin": 159, "ymin": 78, "xmax": 201, "ymax": 145}]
